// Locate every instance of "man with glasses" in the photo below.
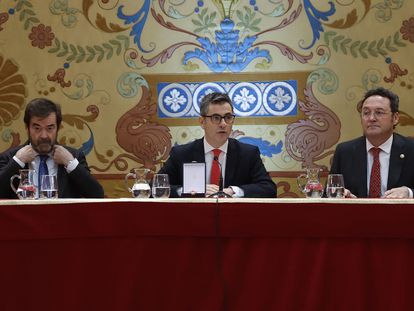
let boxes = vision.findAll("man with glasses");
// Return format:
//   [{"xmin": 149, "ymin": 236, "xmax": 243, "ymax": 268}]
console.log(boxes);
[
  {"xmin": 158, "ymin": 92, "xmax": 276, "ymax": 198},
  {"xmin": 330, "ymin": 87, "xmax": 414, "ymax": 198}
]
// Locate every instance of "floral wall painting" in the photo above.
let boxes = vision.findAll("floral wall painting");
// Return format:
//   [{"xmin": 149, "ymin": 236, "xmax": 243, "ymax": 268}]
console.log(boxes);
[{"xmin": 0, "ymin": 0, "xmax": 413, "ymax": 197}]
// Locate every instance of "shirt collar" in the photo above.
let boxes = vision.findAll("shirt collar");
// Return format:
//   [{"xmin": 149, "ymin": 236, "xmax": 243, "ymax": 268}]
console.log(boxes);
[
  {"xmin": 203, "ymin": 138, "xmax": 228, "ymax": 155},
  {"xmin": 366, "ymin": 135, "xmax": 393, "ymax": 154}
]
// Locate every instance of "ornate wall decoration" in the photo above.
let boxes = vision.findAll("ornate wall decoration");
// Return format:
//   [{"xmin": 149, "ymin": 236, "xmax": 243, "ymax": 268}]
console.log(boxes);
[
  {"xmin": 117, "ymin": 0, "xmax": 325, "ymax": 72},
  {"xmin": 285, "ymin": 69, "xmax": 341, "ymax": 169},
  {"xmin": 114, "ymin": 86, "xmax": 172, "ymax": 172},
  {"xmin": 0, "ymin": 54, "xmax": 27, "ymax": 142},
  {"xmin": 157, "ymin": 80, "xmax": 297, "ymax": 118}
]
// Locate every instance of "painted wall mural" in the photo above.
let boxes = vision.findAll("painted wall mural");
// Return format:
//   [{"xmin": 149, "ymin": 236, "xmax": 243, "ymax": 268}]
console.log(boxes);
[{"xmin": 0, "ymin": 0, "xmax": 413, "ymax": 197}]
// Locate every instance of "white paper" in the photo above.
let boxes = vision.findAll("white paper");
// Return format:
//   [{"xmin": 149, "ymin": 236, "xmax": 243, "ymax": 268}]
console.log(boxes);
[{"xmin": 183, "ymin": 162, "xmax": 206, "ymax": 194}]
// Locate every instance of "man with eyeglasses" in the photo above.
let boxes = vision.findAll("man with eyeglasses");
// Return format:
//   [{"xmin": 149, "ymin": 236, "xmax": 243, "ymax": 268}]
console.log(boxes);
[
  {"xmin": 330, "ymin": 87, "xmax": 414, "ymax": 198},
  {"xmin": 158, "ymin": 92, "xmax": 276, "ymax": 198}
]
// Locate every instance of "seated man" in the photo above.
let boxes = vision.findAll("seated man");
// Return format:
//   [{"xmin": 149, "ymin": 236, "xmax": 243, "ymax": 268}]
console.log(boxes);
[
  {"xmin": 158, "ymin": 92, "xmax": 276, "ymax": 198},
  {"xmin": 330, "ymin": 87, "xmax": 414, "ymax": 198},
  {"xmin": 0, "ymin": 98, "xmax": 104, "ymax": 198}
]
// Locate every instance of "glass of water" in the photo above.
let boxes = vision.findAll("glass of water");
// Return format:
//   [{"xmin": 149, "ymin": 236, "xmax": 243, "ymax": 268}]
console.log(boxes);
[
  {"xmin": 326, "ymin": 174, "xmax": 345, "ymax": 198},
  {"xmin": 40, "ymin": 175, "xmax": 58, "ymax": 199},
  {"xmin": 152, "ymin": 174, "xmax": 170, "ymax": 198}
]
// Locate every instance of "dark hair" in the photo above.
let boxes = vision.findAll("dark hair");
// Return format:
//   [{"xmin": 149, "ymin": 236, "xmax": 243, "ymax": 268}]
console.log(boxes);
[
  {"xmin": 357, "ymin": 87, "xmax": 399, "ymax": 113},
  {"xmin": 24, "ymin": 98, "xmax": 62, "ymax": 128},
  {"xmin": 199, "ymin": 92, "xmax": 233, "ymax": 116}
]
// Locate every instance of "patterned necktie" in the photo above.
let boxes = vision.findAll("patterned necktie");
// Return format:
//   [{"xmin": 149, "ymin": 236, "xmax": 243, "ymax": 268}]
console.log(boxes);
[
  {"xmin": 38, "ymin": 155, "xmax": 49, "ymax": 191},
  {"xmin": 369, "ymin": 147, "xmax": 381, "ymax": 198},
  {"xmin": 210, "ymin": 149, "xmax": 221, "ymax": 186}
]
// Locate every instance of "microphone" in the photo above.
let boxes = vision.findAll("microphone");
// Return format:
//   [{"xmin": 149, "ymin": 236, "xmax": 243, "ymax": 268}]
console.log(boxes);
[
  {"xmin": 209, "ymin": 155, "xmax": 231, "ymax": 198},
  {"xmin": 213, "ymin": 156, "xmax": 224, "ymax": 192}
]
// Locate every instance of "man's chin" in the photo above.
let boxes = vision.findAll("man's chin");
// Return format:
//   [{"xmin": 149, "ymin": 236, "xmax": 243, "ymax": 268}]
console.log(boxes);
[{"xmin": 34, "ymin": 144, "xmax": 53, "ymax": 154}]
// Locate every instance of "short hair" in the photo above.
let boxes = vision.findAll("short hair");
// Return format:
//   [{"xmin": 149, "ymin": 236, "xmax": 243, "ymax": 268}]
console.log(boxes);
[
  {"xmin": 199, "ymin": 92, "xmax": 233, "ymax": 116},
  {"xmin": 357, "ymin": 87, "xmax": 399, "ymax": 113},
  {"xmin": 24, "ymin": 98, "xmax": 62, "ymax": 128}
]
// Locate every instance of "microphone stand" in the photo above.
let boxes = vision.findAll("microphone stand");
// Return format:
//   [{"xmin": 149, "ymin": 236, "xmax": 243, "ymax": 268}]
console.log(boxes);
[{"xmin": 209, "ymin": 156, "xmax": 232, "ymax": 198}]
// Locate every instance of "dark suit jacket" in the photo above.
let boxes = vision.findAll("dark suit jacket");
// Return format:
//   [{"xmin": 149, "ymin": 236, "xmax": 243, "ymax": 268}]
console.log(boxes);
[
  {"xmin": 158, "ymin": 138, "xmax": 276, "ymax": 198},
  {"xmin": 0, "ymin": 145, "xmax": 104, "ymax": 199},
  {"xmin": 329, "ymin": 133, "xmax": 414, "ymax": 198}
]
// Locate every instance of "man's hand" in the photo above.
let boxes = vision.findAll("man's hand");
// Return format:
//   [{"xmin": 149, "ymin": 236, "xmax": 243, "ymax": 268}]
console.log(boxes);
[
  {"xmin": 15, "ymin": 145, "xmax": 38, "ymax": 163},
  {"xmin": 205, "ymin": 184, "xmax": 219, "ymax": 196},
  {"xmin": 344, "ymin": 188, "xmax": 357, "ymax": 198},
  {"xmin": 205, "ymin": 184, "xmax": 234, "ymax": 197},
  {"xmin": 223, "ymin": 187, "xmax": 234, "ymax": 197},
  {"xmin": 52, "ymin": 145, "xmax": 74, "ymax": 166},
  {"xmin": 383, "ymin": 186, "xmax": 410, "ymax": 199}
]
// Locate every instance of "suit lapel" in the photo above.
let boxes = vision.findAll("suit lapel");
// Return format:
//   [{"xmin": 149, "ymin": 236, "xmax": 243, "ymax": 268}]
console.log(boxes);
[
  {"xmin": 224, "ymin": 139, "xmax": 238, "ymax": 187},
  {"xmin": 192, "ymin": 139, "xmax": 206, "ymax": 163},
  {"xmin": 388, "ymin": 134, "xmax": 405, "ymax": 189},
  {"xmin": 354, "ymin": 138, "xmax": 368, "ymax": 197},
  {"xmin": 57, "ymin": 165, "xmax": 66, "ymax": 197}
]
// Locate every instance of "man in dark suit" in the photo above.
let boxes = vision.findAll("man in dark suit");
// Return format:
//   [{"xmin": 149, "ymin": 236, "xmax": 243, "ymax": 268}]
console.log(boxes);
[
  {"xmin": 330, "ymin": 87, "xmax": 414, "ymax": 198},
  {"xmin": 158, "ymin": 92, "xmax": 276, "ymax": 198},
  {"xmin": 0, "ymin": 98, "xmax": 104, "ymax": 199}
]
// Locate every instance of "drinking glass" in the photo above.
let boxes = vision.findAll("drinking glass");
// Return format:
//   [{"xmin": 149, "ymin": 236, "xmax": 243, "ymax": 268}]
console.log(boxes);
[
  {"xmin": 40, "ymin": 175, "xmax": 58, "ymax": 199},
  {"xmin": 326, "ymin": 174, "xmax": 345, "ymax": 198},
  {"xmin": 152, "ymin": 174, "xmax": 170, "ymax": 198}
]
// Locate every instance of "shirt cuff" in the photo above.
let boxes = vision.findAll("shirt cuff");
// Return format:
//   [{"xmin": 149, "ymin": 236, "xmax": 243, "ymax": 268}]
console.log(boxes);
[
  {"xmin": 13, "ymin": 156, "xmax": 25, "ymax": 168},
  {"xmin": 230, "ymin": 186, "xmax": 244, "ymax": 198},
  {"xmin": 65, "ymin": 158, "xmax": 79, "ymax": 173},
  {"xmin": 408, "ymin": 188, "xmax": 413, "ymax": 198}
]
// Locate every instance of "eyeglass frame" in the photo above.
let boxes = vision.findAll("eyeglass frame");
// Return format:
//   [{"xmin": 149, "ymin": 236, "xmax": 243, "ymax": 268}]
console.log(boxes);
[
  {"xmin": 202, "ymin": 113, "xmax": 236, "ymax": 124},
  {"xmin": 360, "ymin": 109, "xmax": 393, "ymax": 120}
]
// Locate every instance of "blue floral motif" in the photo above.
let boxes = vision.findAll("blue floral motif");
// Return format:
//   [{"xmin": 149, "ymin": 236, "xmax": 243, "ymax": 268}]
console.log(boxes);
[
  {"xmin": 302, "ymin": 0, "xmax": 336, "ymax": 49},
  {"xmin": 269, "ymin": 87, "xmax": 292, "ymax": 110},
  {"xmin": 118, "ymin": 0, "xmax": 153, "ymax": 53},
  {"xmin": 183, "ymin": 18, "xmax": 271, "ymax": 72},
  {"xmin": 164, "ymin": 89, "xmax": 187, "ymax": 112},
  {"xmin": 233, "ymin": 87, "xmax": 256, "ymax": 111}
]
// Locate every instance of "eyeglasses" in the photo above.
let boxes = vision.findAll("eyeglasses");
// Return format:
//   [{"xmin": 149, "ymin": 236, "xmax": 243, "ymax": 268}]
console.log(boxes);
[
  {"xmin": 361, "ymin": 110, "xmax": 392, "ymax": 119},
  {"xmin": 203, "ymin": 114, "xmax": 235, "ymax": 124}
]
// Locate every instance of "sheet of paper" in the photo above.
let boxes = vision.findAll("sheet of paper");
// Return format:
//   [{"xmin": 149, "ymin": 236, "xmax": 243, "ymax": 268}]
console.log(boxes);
[{"xmin": 183, "ymin": 162, "xmax": 206, "ymax": 194}]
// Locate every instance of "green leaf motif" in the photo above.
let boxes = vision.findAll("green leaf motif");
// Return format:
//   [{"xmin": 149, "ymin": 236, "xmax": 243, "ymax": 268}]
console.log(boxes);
[
  {"xmin": 47, "ymin": 38, "xmax": 128, "ymax": 63},
  {"xmin": 324, "ymin": 32, "xmax": 403, "ymax": 58}
]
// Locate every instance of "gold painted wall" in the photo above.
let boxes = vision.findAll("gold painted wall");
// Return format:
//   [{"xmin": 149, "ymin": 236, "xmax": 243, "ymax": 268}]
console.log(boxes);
[{"xmin": 0, "ymin": 1, "xmax": 413, "ymax": 198}]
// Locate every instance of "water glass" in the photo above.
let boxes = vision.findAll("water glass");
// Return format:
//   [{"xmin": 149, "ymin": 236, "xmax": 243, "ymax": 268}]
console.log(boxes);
[
  {"xmin": 326, "ymin": 174, "xmax": 345, "ymax": 198},
  {"xmin": 152, "ymin": 174, "xmax": 170, "ymax": 198},
  {"xmin": 40, "ymin": 175, "xmax": 58, "ymax": 199}
]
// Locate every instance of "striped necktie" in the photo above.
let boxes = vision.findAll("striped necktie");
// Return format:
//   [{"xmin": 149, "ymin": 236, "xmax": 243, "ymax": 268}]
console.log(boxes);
[
  {"xmin": 38, "ymin": 155, "xmax": 49, "ymax": 192},
  {"xmin": 210, "ymin": 149, "xmax": 221, "ymax": 186},
  {"xmin": 369, "ymin": 148, "xmax": 381, "ymax": 198}
]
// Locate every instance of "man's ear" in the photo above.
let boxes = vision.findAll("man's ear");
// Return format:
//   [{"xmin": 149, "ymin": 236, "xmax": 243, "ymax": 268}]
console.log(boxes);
[
  {"xmin": 393, "ymin": 112, "xmax": 399, "ymax": 126},
  {"xmin": 199, "ymin": 116, "xmax": 205, "ymax": 129}
]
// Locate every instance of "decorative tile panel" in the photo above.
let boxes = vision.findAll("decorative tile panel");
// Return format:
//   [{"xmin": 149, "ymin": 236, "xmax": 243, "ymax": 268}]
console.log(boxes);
[{"xmin": 157, "ymin": 80, "xmax": 297, "ymax": 118}]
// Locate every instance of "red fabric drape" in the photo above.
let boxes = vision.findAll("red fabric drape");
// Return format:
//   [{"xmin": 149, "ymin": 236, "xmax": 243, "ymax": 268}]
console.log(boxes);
[{"xmin": 0, "ymin": 200, "xmax": 413, "ymax": 311}]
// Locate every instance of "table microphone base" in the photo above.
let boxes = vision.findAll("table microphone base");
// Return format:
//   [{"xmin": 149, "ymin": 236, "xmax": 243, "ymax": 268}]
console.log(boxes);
[{"xmin": 208, "ymin": 191, "xmax": 232, "ymax": 198}]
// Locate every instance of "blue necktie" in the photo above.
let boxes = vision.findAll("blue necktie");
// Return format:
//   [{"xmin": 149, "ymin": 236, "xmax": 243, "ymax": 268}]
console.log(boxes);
[{"xmin": 38, "ymin": 155, "xmax": 49, "ymax": 191}]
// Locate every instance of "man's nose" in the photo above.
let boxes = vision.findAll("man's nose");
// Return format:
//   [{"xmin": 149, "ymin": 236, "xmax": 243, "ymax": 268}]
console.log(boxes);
[
  {"xmin": 219, "ymin": 118, "xmax": 227, "ymax": 126},
  {"xmin": 39, "ymin": 129, "xmax": 49, "ymax": 137}
]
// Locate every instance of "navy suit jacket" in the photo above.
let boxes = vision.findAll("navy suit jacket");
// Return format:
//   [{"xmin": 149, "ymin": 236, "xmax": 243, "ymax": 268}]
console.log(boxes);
[
  {"xmin": 158, "ymin": 138, "xmax": 276, "ymax": 198},
  {"xmin": 329, "ymin": 133, "xmax": 414, "ymax": 198},
  {"xmin": 0, "ymin": 145, "xmax": 104, "ymax": 199}
]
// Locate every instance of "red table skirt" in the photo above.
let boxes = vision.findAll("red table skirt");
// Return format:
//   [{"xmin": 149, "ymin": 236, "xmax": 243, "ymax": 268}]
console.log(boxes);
[{"xmin": 0, "ymin": 199, "xmax": 413, "ymax": 311}]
